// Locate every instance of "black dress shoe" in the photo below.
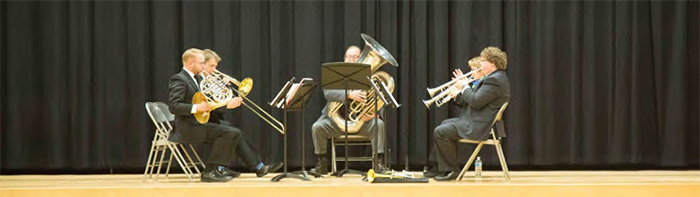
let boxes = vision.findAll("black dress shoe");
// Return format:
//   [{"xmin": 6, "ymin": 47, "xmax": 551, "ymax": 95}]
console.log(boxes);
[
  {"xmin": 434, "ymin": 171, "xmax": 459, "ymax": 181},
  {"xmin": 201, "ymin": 170, "xmax": 233, "ymax": 182},
  {"xmin": 423, "ymin": 166, "xmax": 440, "ymax": 178},
  {"xmin": 310, "ymin": 156, "xmax": 328, "ymax": 175},
  {"xmin": 374, "ymin": 158, "xmax": 390, "ymax": 173},
  {"xmin": 256, "ymin": 162, "xmax": 284, "ymax": 177},
  {"xmin": 220, "ymin": 168, "xmax": 241, "ymax": 178}
]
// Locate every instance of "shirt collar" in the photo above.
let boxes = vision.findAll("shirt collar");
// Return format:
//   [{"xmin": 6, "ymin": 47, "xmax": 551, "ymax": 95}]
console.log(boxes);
[{"xmin": 183, "ymin": 67, "xmax": 196, "ymax": 79}]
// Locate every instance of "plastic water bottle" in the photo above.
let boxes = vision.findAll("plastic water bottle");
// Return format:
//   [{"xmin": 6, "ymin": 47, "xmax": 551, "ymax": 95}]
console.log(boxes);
[{"xmin": 475, "ymin": 157, "xmax": 482, "ymax": 178}]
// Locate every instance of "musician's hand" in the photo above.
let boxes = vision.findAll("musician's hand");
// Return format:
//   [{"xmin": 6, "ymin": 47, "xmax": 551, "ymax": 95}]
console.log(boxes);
[
  {"xmin": 452, "ymin": 69, "xmax": 464, "ymax": 79},
  {"xmin": 226, "ymin": 97, "xmax": 243, "ymax": 109},
  {"xmin": 361, "ymin": 112, "xmax": 377, "ymax": 121},
  {"xmin": 454, "ymin": 80, "xmax": 464, "ymax": 91},
  {"xmin": 196, "ymin": 101, "xmax": 211, "ymax": 112},
  {"xmin": 449, "ymin": 89, "xmax": 461, "ymax": 99},
  {"xmin": 348, "ymin": 90, "xmax": 366, "ymax": 103}
]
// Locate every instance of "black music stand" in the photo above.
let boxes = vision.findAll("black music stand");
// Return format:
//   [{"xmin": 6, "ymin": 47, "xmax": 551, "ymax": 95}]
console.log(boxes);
[
  {"xmin": 363, "ymin": 76, "xmax": 401, "ymax": 181},
  {"xmin": 321, "ymin": 62, "xmax": 371, "ymax": 177},
  {"xmin": 270, "ymin": 79, "xmax": 317, "ymax": 182},
  {"xmin": 287, "ymin": 81, "xmax": 323, "ymax": 179}
]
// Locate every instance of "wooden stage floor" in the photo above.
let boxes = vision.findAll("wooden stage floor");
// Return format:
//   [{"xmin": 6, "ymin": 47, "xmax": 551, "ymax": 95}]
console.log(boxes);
[{"xmin": 1, "ymin": 171, "xmax": 699, "ymax": 197}]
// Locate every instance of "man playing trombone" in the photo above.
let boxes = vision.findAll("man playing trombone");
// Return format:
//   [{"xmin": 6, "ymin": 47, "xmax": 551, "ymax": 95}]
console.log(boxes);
[
  {"xmin": 168, "ymin": 48, "xmax": 281, "ymax": 182},
  {"xmin": 425, "ymin": 47, "xmax": 510, "ymax": 181}
]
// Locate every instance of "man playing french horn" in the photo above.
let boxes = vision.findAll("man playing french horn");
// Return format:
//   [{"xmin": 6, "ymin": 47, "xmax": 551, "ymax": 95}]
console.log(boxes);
[
  {"xmin": 424, "ymin": 47, "xmax": 511, "ymax": 181},
  {"xmin": 168, "ymin": 48, "xmax": 281, "ymax": 182},
  {"xmin": 310, "ymin": 46, "xmax": 388, "ymax": 175}
]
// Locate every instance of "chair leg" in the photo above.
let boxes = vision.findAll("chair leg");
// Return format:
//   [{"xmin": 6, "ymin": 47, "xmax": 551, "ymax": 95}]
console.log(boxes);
[
  {"xmin": 165, "ymin": 152, "xmax": 174, "ymax": 178},
  {"xmin": 169, "ymin": 143, "xmax": 194, "ymax": 182},
  {"xmin": 331, "ymin": 139, "xmax": 337, "ymax": 173},
  {"xmin": 155, "ymin": 147, "xmax": 167, "ymax": 181},
  {"xmin": 143, "ymin": 139, "xmax": 158, "ymax": 182},
  {"xmin": 457, "ymin": 143, "xmax": 484, "ymax": 181},
  {"xmin": 188, "ymin": 144, "xmax": 204, "ymax": 175},
  {"xmin": 494, "ymin": 140, "xmax": 510, "ymax": 181},
  {"xmin": 179, "ymin": 144, "xmax": 199, "ymax": 178},
  {"xmin": 148, "ymin": 147, "xmax": 164, "ymax": 179}
]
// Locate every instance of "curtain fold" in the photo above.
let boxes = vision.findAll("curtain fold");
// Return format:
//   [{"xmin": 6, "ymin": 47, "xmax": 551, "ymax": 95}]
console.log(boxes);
[{"xmin": 1, "ymin": 0, "xmax": 697, "ymax": 173}]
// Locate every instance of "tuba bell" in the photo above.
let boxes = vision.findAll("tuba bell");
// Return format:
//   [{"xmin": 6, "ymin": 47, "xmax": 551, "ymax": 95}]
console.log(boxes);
[{"xmin": 327, "ymin": 33, "xmax": 398, "ymax": 133}]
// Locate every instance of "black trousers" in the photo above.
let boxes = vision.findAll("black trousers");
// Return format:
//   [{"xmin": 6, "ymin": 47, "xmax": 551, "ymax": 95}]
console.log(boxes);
[
  {"xmin": 202, "ymin": 122, "xmax": 261, "ymax": 170},
  {"xmin": 431, "ymin": 118, "xmax": 466, "ymax": 172}
]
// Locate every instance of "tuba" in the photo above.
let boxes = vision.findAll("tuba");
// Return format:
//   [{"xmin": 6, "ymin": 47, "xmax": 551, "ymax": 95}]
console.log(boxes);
[
  {"xmin": 327, "ymin": 33, "xmax": 398, "ymax": 133},
  {"xmin": 192, "ymin": 69, "xmax": 285, "ymax": 134}
]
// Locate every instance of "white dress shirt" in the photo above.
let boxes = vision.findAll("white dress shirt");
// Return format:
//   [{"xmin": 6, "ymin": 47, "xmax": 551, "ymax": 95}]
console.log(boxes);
[{"xmin": 183, "ymin": 68, "xmax": 201, "ymax": 114}]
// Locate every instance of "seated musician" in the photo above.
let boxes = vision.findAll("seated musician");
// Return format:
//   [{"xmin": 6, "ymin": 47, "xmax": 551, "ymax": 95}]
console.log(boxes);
[
  {"xmin": 424, "ymin": 47, "xmax": 511, "ymax": 181},
  {"xmin": 168, "ymin": 48, "xmax": 281, "ymax": 182},
  {"xmin": 310, "ymin": 46, "xmax": 388, "ymax": 175}
]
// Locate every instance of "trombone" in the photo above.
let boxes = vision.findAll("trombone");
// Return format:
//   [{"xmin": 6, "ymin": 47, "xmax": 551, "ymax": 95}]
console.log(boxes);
[
  {"xmin": 422, "ymin": 68, "xmax": 481, "ymax": 108},
  {"xmin": 193, "ymin": 69, "xmax": 285, "ymax": 134}
]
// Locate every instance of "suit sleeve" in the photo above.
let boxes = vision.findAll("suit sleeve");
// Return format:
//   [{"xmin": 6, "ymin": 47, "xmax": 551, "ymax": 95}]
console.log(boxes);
[
  {"xmin": 458, "ymin": 77, "xmax": 502, "ymax": 110},
  {"xmin": 324, "ymin": 89, "xmax": 348, "ymax": 103},
  {"xmin": 213, "ymin": 107, "xmax": 226, "ymax": 114},
  {"xmin": 169, "ymin": 76, "xmax": 195, "ymax": 115}
]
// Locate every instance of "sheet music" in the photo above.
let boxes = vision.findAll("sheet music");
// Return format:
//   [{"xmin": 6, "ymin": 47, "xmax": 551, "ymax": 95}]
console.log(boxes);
[
  {"xmin": 270, "ymin": 78, "xmax": 315, "ymax": 109},
  {"xmin": 270, "ymin": 80, "xmax": 293, "ymax": 107},
  {"xmin": 282, "ymin": 78, "xmax": 313, "ymax": 108}
]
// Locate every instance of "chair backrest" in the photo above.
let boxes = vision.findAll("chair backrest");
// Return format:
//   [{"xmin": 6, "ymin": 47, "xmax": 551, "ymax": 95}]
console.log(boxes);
[
  {"xmin": 493, "ymin": 102, "xmax": 509, "ymax": 123},
  {"xmin": 145, "ymin": 102, "xmax": 171, "ymax": 138},
  {"xmin": 153, "ymin": 102, "xmax": 175, "ymax": 122},
  {"xmin": 491, "ymin": 102, "xmax": 509, "ymax": 138}
]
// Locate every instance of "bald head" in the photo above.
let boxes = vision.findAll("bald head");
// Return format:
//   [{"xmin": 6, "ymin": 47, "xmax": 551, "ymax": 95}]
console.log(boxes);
[{"xmin": 344, "ymin": 45, "xmax": 361, "ymax": 63}]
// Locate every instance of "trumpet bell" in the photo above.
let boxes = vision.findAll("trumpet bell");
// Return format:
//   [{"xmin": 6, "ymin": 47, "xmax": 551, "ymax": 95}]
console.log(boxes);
[
  {"xmin": 238, "ymin": 77, "xmax": 253, "ymax": 97},
  {"xmin": 367, "ymin": 169, "xmax": 378, "ymax": 183}
]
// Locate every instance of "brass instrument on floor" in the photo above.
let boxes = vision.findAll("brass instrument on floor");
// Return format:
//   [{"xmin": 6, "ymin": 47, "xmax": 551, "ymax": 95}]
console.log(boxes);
[
  {"xmin": 328, "ymin": 33, "xmax": 398, "ymax": 133},
  {"xmin": 422, "ymin": 68, "xmax": 481, "ymax": 108},
  {"xmin": 366, "ymin": 169, "xmax": 416, "ymax": 183},
  {"xmin": 193, "ymin": 69, "xmax": 285, "ymax": 134}
]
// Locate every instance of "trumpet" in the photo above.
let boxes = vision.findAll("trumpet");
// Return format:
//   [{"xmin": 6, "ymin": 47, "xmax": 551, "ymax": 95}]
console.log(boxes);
[
  {"xmin": 366, "ymin": 169, "xmax": 416, "ymax": 183},
  {"xmin": 193, "ymin": 69, "xmax": 285, "ymax": 134},
  {"xmin": 422, "ymin": 68, "xmax": 481, "ymax": 108}
]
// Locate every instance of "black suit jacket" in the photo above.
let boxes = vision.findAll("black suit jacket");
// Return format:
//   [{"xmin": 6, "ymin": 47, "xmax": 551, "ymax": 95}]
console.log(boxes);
[
  {"xmin": 453, "ymin": 70, "xmax": 510, "ymax": 141},
  {"xmin": 168, "ymin": 69, "xmax": 227, "ymax": 143}
]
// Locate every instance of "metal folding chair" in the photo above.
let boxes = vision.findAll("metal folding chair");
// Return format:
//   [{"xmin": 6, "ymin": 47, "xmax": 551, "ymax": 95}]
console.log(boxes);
[
  {"xmin": 456, "ymin": 102, "xmax": 510, "ymax": 181},
  {"xmin": 143, "ymin": 102, "xmax": 204, "ymax": 182}
]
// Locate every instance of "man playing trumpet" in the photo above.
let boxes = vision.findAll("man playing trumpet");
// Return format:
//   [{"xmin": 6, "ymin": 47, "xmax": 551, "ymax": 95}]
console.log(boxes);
[{"xmin": 425, "ymin": 47, "xmax": 511, "ymax": 181}]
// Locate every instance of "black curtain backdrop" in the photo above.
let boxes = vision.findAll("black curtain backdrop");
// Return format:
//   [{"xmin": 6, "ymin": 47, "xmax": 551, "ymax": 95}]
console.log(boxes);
[{"xmin": 1, "ymin": 1, "xmax": 698, "ymax": 174}]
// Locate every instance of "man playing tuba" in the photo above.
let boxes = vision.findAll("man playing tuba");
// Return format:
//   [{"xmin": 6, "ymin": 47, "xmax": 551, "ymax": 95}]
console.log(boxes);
[{"xmin": 310, "ymin": 46, "xmax": 388, "ymax": 175}]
